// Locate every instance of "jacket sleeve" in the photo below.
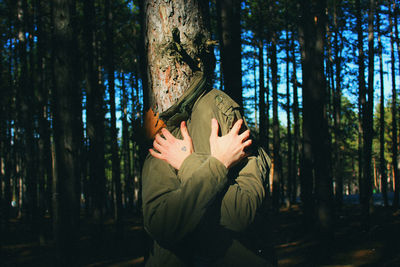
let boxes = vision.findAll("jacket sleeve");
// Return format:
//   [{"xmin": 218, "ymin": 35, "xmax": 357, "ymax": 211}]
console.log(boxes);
[
  {"xmin": 213, "ymin": 92, "xmax": 271, "ymax": 232},
  {"xmin": 142, "ymin": 151, "xmax": 228, "ymax": 247}
]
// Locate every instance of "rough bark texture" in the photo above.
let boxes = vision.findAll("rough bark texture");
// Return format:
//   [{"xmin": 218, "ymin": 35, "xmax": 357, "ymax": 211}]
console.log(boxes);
[{"xmin": 143, "ymin": 0, "xmax": 213, "ymax": 113}]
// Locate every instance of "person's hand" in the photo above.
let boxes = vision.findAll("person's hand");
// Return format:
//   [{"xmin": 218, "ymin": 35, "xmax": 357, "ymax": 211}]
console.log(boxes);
[
  {"xmin": 149, "ymin": 121, "xmax": 193, "ymax": 170},
  {"xmin": 209, "ymin": 118, "xmax": 252, "ymax": 169}
]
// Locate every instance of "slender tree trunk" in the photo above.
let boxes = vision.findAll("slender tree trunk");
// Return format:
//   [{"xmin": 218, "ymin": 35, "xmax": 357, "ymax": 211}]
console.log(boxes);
[
  {"xmin": 361, "ymin": 0, "xmax": 375, "ymax": 229},
  {"xmin": 105, "ymin": 0, "xmax": 123, "ymax": 237},
  {"xmin": 378, "ymin": 5, "xmax": 388, "ymax": 207},
  {"xmin": 52, "ymin": 0, "xmax": 81, "ymax": 263},
  {"xmin": 84, "ymin": 0, "xmax": 106, "ymax": 235},
  {"xmin": 258, "ymin": 39, "xmax": 267, "ymax": 148},
  {"xmin": 35, "ymin": 0, "xmax": 53, "ymax": 244},
  {"xmin": 286, "ymin": 29, "xmax": 293, "ymax": 206},
  {"xmin": 298, "ymin": 1, "xmax": 315, "ymax": 228},
  {"xmin": 121, "ymin": 73, "xmax": 132, "ymax": 210},
  {"xmin": 356, "ymin": 0, "xmax": 366, "ymax": 204},
  {"xmin": 216, "ymin": 0, "xmax": 243, "ymax": 106},
  {"xmin": 333, "ymin": 0, "xmax": 343, "ymax": 209},
  {"xmin": 389, "ymin": 2, "xmax": 399, "ymax": 209},
  {"xmin": 291, "ymin": 32, "xmax": 300, "ymax": 204},
  {"xmin": 271, "ymin": 30, "xmax": 282, "ymax": 212}
]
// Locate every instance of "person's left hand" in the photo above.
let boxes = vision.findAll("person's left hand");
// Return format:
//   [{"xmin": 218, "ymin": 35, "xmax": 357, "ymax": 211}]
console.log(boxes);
[{"xmin": 149, "ymin": 121, "xmax": 194, "ymax": 170}]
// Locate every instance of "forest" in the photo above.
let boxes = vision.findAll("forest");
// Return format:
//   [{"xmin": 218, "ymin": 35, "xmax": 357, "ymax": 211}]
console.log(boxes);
[{"xmin": 1, "ymin": 0, "xmax": 400, "ymax": 266}]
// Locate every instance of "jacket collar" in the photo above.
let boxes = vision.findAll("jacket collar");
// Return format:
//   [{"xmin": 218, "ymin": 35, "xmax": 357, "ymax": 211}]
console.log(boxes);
[{"xmin": 159, "ymin": 71, "xmax": 207, "ymax": 129}]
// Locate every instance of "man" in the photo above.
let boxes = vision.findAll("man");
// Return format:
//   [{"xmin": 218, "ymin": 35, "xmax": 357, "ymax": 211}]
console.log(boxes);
[{"xmin": 142, "ymin": 72, "xmax": 273, "ymax": 266}]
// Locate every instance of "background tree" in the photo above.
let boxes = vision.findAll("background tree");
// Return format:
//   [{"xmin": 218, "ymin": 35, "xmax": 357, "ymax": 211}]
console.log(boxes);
[
  {"xmin": 216, "ymin": 0, "xmax": 243, "ymax": 106},
  {"xmin": 52, "ymin": 0, "xmax": 81, "ymax": 263}
]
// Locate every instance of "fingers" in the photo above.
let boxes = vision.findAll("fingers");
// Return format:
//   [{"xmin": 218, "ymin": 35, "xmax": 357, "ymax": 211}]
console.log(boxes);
[
  {"xmin": 210, "ymin": 118, "xmax": 219, "ymax": 140},
  {"xmin": 243, "ymin": 139, "xmax": 252, "ymax": 148},
  {"xmin": 149, "ymin": 148, "xmax": 163, "ymax": 160},
  {"xmin": 161, "ymin": 127, "xmax": 174, "ymax": 141},
  {"xmin": 239, "ymin": 129, "xmax": 250, "ymax": 141},
  {"xmin": 155, "ymin": 133, "xmax": 167, "ymax": 146},
  {"xmin": 180, "ymin": 121, "xmax": 191, "ymax": 140},
  {"xmin": 231, "ymin": 119, "xmax": 243, "ymax": 135},
  {"xmin": 153, "ymin": 138, "xmax": 165, "ymax": 153}
]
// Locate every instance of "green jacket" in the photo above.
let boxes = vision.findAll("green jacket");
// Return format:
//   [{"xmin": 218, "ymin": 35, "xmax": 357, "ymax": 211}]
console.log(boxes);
[{"xmin": 142, "ymin": 77, "xmax": 272, "ymax": 266}]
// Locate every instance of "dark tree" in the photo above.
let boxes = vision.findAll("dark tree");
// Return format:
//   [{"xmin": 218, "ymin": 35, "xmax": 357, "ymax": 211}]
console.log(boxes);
[
  {"xmin": 52, "ymin": 0, "xmax": 81, "ymax": 263},
  {"xmin": 299, "ymin": 0, "xmax": 334, "ymax": 245},
  {"xmin": 377, "ymin": 4, "xmax": 388, "ymax": 207},
  {"xmin": 216, "ymin": 0, "xmax": 243, "ymax": 106}
]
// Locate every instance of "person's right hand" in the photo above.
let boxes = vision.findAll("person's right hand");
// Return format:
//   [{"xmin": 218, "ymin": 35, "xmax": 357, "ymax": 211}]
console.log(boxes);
[{"xmin": 209, "ymin": 118, "xmax": 252, "ymax": 169}]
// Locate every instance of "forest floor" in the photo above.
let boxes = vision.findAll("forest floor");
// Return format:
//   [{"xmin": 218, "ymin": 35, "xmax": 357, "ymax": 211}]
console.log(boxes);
[{"xmin": 1, "ymin": 204, "xmax": 400, "ymax": 267}]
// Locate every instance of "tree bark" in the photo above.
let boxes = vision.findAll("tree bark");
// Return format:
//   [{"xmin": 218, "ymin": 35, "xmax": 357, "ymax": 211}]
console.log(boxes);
[{"xmin": 143, "ymin": 0, "xmax": 214, "ymax": 113}]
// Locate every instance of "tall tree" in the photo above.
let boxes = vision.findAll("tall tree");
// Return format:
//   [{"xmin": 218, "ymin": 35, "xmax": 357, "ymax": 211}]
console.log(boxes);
[
  {"xmin": 333, "ymin": 0, "xmax": 344, "ymax": 209},
  {"xmin": 52, "ymin": 0, "xmax": 81, "ymax": 263},
  {"xmin": 389, "ymin": 1, "xmax": 399, "ymax": 209},
  {"xmin": 105, "ymin": 0, "xmax": 123, "ymax": 237},
  {"xmin": 361, "ymin": 0, "xmax": 375, "ymax": 228},
  {"xmin": 299, "ymin": 0, "xmax": 334, "ymax": 246},
  {"xmin": 216, "ymin": 0, "xmax": 243, "ymax": 106},
  {"xmin": 377, "ymin": 3, "xmax": 388, "ymax": 207},
  {"xmin": 291, "ymin": 31, "xmax": 300, "ymax": 204},
  {"xmin": 355, "ymin": 0, "xmax": 366, "ymax": 207},
  {"xmin": 83, "ymin": 0, "xmax": 106, "ymax": 236}
]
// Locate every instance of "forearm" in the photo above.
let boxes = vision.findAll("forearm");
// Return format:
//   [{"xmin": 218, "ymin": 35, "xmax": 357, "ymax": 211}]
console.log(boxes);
[{"xmin": 142, "ymin": 153, "xmax": 228, "ymax": 247}]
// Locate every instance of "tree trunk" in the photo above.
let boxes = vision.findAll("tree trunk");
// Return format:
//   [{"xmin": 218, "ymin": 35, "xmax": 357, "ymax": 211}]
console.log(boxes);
[
  {"xmin": 216, "ymin": 0, "xmax": 243, "ymax": 106},
  {"xmin": 390, "ymin": 2, "xmax": 400, "ymax": 209},
  {"xmin": 361, "ymin": 0, "xmax": 375, "ymax": 229},
  {"xmin": 35, "ymin": 0, "xmax": 53, "ymax": 244},
  {"xmin": 333, "ymin": 0, "xmax": 343, "ymax": 209},
  {"xmin": 291, "ymin": 32, "xmax": 300, "ymax": 204},
  {"xmin": 105, "ymin": 0, "xmax": 123, "ymax": 237},
  {"xmin": 271, "ymin": 30, "xmax": 282, "ymax": 212},
  {"xmin": 143, "ymin": 0, "xmax": 214, "ymax": 114},
  {"xmin": 299, "ymin": 0, "xmax": 334, "ymax": 245},
  {"xmin": 52, "ymin": 0, "xmax": 81, "ymax": 263},
  {"xmin": 356, "ymin": 0, "xmax": 366, "ymax": 205},
  {"xmin": 258, "ymin": 39, "xmax": 267, "ymax": 148},
  {"xmin": 121, "ymin": 73, "xmax": 132, "ymax": 210},
  {"xmin": 286, "ymin": 28, "xmax": 293, "ymax": 207},
  {"xmin": 83, "ymin": 0, "xmax": 106, "ymax": 235},
  {"xmin": 378, "ymin": 4, "xmax": 388, "ymax": 207},
  {"xmin": 389, "ymin": 2, "xmax": 399, "ymax": 209}
]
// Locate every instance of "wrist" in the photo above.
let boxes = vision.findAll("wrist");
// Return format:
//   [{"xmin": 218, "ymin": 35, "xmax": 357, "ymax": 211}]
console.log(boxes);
[{"xmin": 213, "ymin": 154, "xmax": 230, "ymax": 169}]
